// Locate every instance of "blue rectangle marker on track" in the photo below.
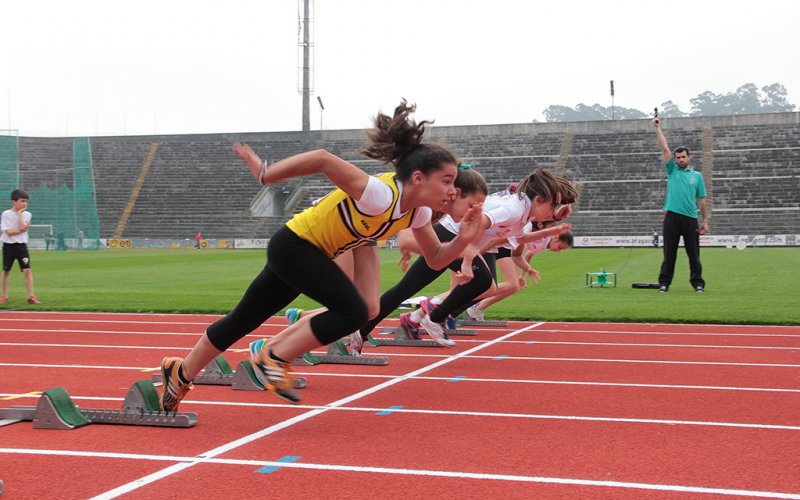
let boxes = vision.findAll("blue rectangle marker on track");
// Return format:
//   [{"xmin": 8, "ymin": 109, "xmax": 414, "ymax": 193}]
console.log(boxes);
[
  {"xmin": 376, "ymin": 405, "xmax": 404, "ymax": 415},
  {"xmin": 256, "ymin": 456, "xmax": 301, "ymax": 474},
  {"xmin": 493, "ymin": 355, "xmax": 508, "ymax": 360},
  {"xmin": 447, "ymin": 376, "xmax": 466, "ymax": 382}
]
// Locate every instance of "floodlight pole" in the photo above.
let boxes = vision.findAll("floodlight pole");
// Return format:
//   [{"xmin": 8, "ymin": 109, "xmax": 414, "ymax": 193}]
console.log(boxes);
[{"xmin": 300, "ymin": 0, "xmax": 312, "ymax": 131}]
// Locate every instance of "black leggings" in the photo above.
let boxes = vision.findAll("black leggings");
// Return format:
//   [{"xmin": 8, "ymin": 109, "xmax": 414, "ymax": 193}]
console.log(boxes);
[
  {"xmin": 359, "ymin": 224, "xmax": 495, "ymax": 337},
  {"xmin": 206, "ymin": 226, "xmax": 368, "ymax": 351}
]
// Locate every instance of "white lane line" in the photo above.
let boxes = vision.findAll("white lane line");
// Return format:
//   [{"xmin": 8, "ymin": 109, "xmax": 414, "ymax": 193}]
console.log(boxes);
[
  {"xmin": 506, "ymin": 340, "xmax": 800, "ymax": 350},
  {"xmin": 0, "ymin": 328, "xmax": 272, "ymax": 336},
  {"xmin": 4, "ymin": 373, "xmax": 799, "ymax": 398},
  {"xmin": 4, "ymin": 324, "xmax": 799, "ymax": 339},
  {"xmin": 7, "ymin": 335, "xmax": 800, "ymax": 351},
  {"xmin": 530, "ymin": 328, "xmax": 800, "ymax": 338},
  {"xmin": 3, "ymin": 393, "xmax": 797, "ymax": 431},
  {"xmin": 2, "ymin": 345, "xmax": 798, "ymax": 368},
  {"xmin": 88, "ymin": 323, "xmax": 542, "ymax": 499},
  {"xmin": 1, "ymin": 448, "xmax": 799, "ymax": 499}
]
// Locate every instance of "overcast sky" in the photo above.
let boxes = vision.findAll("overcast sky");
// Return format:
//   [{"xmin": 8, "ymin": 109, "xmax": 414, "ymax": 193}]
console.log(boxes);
[{"xmin": 1, "ymin": 0, "xmax": 798, "ymax": 137}]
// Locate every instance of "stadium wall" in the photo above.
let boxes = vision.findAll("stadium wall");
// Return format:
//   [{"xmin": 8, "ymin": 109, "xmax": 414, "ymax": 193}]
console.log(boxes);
[{"xmin": 9, "ymin": 111, "xmax": 800, "ymax": 245}]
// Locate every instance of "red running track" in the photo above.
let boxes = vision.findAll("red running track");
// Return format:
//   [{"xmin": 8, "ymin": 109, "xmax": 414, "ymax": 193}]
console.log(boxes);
[{"xmin": 1, "ymin": 312, "xmax": 799, "ymax": 499}]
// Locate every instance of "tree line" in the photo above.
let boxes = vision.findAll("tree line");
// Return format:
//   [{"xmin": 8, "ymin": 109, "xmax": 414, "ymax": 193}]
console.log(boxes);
[{"xmin": 542, "ymin": 83, "xmax": 795, "ymax": 122}]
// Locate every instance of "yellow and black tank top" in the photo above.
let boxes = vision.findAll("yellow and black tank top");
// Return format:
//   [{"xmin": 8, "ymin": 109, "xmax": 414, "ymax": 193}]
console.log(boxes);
[{"xmin": 286, "ymin": 172, "xmax": 418, "ymax": 258}]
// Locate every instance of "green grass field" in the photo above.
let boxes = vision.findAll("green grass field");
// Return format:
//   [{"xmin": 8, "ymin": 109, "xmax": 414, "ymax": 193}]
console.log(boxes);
[{"xmin": 2, "ymin": 247, "xmax": 798, "ymax": 325}]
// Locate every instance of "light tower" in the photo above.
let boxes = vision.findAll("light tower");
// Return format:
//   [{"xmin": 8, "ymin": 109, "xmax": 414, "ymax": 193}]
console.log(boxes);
[{"xmin": 298, "ymin": 0, "xmax": 315, "ymax": 131}]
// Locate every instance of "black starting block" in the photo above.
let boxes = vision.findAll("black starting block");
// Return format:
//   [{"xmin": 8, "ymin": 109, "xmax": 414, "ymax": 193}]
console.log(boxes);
[
  {"xmin": 294, "ymin": 339, "xmax": 389, "ymax": 366},
  {"xmin": 0, "ymin": 381, "xmax": 197, "ymax": 430},
  {"xmin": 457, "ymin": 319, "xmax": 509, "ymax": 327},
  {"xmin": 369, "ymin": 326, "xmax": 448, "ymax": 348},
  {"xmin": 380, "ymin": 326, "xmax": 477, "ymax": 337},
  {"xmin": 152, "ymin": 355, "xmax": 307, "ymax": 390}
]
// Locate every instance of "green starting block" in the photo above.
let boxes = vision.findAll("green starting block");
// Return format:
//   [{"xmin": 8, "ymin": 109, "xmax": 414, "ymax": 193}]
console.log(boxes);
[
  {"xmin": 0, "ymin": 381, "xmax": 198, "ymax": 430},
  {"xmin": 586, "ymin": 270, "xmax": 617, "ymax": 288}
]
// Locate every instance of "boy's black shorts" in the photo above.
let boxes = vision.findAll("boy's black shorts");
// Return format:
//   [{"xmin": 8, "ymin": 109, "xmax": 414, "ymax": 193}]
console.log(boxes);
[{"xmin": 2, "ymin": 243, "xmax": 31, "ymax": 272}]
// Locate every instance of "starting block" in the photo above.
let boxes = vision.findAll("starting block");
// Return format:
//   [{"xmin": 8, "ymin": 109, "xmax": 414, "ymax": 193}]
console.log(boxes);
[
  {"xmin": 152, "ymin": 355, "xmax": 307, "ymax": 390},
  {"xmin": 0, "ymin": 381, "xmax": 197, "ymax": 430},
  {"xmin": 457, "ymin": 319, "xmax": 508, "ymax": 327},
  {"xmin": 369, "ymin": 327, "xmax": 442, "ymax": 348},
  {"xmin": 586, "ymin": 270, "xmax": 616, "ymax": 288},
  {"xmin": 379, "ymin": 326, "xmax": 477, "ymax": 336},
  {"xmin": 294, "ymin": 339, "xmax": 389, "ymax": 366}
]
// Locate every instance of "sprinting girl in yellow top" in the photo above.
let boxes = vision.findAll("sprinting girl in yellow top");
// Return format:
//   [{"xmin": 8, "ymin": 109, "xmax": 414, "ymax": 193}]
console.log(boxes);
[{"xmin": 159, "ymin": 100, "xmax": 484, "ymax": 409}]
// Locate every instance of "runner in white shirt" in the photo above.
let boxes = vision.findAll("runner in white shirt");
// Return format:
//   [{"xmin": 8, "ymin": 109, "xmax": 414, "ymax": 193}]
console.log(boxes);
[
  {"xmin": 357, "ymin": 167, "xmax": 578, "ymax": 344},
  {"xmin": 466, "ymin": 222, "xmax": 573, "ymax": 321}
]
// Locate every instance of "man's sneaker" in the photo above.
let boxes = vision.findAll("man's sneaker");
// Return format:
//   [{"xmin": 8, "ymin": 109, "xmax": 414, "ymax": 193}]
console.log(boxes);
[
  {"xmin": 659, "ymin": 285, "xmax": 668, "ymax": 293},
  {"xmin": 445, "ymin": 315, "xmax": 457, "ymax": 330},
  {"xmin": 249, "ymin": 339, "xmax": 301, "ymax": 404},
  {"xmin": 696, "ymin": 286, "xmax": 704, "ymax": 293},
  {"xmin": 285, "ymin": 308, "xmax": 303, "ymax": 325},
  {"xmin": 419, "ymin": 315, "xmax": 456, "ymax": 347},
  {"xmin": 349, "ymin": 331, "xmax": 363, "ymax": 357},
  {"xmin": 160, "ymin": 357, "xmax": 192, "ymax": 412},
  {"xmin": 0, "ymin": 297, "xmax": 7, "ymax": 304},
  {"xmin": 399, "ymin": 312, "xmax": 422, "ymax": 340},
  {"xmin": 27, "ymin": 295, "xmax": 41, "ymax": 304},
  {"xmin": 466, "ymin": 304, "xmax": 485, "ymax": 321}
]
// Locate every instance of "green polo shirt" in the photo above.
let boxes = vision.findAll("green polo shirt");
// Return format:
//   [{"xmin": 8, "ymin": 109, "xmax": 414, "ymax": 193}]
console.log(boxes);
[{"xmin": 663, "ymin": 158, "xmax": 707, "ymax": 218}]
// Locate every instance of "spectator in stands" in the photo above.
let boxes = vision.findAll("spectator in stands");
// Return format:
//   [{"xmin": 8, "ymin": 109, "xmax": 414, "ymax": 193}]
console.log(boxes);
[
  {"xmin": 1, "ymin": 189, "xmax": 41, "ymax": 305},
  {"xmin": 652, "ymin": 116, "xmax": 709, "ymax": 293},
  {"xmin": 158, "ymin": 100, "xmax": 486, "ymax": 411}
]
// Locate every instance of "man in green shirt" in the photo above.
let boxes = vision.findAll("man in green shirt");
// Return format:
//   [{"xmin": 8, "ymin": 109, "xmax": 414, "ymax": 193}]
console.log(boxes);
[{"xmin": 653, "ymin": 117, "xmax": 709, "ymax": 293}]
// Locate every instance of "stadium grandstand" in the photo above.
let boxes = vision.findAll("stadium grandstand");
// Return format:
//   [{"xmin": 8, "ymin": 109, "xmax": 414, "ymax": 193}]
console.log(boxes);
[{"xmin": 2, "ymin": 111, "xmax": 798, "ymax": 249}]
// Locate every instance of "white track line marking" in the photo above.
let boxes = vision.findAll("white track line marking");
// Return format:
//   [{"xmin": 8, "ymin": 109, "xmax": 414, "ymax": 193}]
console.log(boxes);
[
  {"xmin": 6, "ymin": 335, "xmax": 800, "ymax": 350},
  {"xmin": 531, "ymin": 328, "xmax": 800, "ymax": 338},
  {"xmin": 2, "ymin": 393, "xmax": 798, "ymax": 431},
  {"xmin": 3, "ymin": 344, "xmax": 798, "ymax": 367},
  {"xmin": 508, "ymin": 340, "xmax": 800, "ymax": 350},
  {"xmin": 1, "ymin": 448, "xmax": 798, "ymax": 499},
  {"xmin": 88, "ymin": 323, "xmax": 541, "ymax": 499}
]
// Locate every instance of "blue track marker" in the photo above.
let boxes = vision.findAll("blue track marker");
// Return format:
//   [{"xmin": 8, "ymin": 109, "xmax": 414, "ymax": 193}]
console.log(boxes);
[
  {"xmin": 447, "ymin": 376, "xmax": 466, "ymax": 383},
  {"xmin": 493, "ymin": 355, "xmax": 508, "ymax": 361},
  {"xmin": 376, "ymin": 405, "xmax": 404, "ymax": 415},
  {"xmin": 526, "ymin": 340, "xmax": 537, "ymax": 344},
  {"xmin": 256, "ymin": 456, "xmax": 301, "ymax": 474}
]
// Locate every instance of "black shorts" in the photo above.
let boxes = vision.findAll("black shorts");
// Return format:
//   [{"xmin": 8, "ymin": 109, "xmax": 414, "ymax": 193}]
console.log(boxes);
[
  {"xmin": 496, "ymin": 247, "xmax": 512, "ymax": 260},
  {"xmin": 2, "ymin": 243, "xmax": 31, "ymax": 272}
]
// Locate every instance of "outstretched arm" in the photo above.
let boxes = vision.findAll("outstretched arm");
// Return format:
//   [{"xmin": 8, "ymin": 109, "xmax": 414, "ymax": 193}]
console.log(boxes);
[
  {"xmin": 652, "ymin": 117, "xmax": 672, "ymax": 162},
  {"xmin": 411, "ymin": 204, "xmax": 486, "ymax": 270},
  {"xmin": 233, "ymin": 143, "xmax": 370, "ymax": 201},
  {"xmin": 516, "ymin": 223, "xmax": 571, "ymax": 246}
]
